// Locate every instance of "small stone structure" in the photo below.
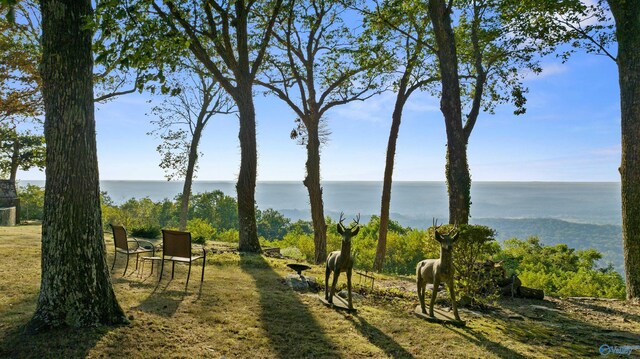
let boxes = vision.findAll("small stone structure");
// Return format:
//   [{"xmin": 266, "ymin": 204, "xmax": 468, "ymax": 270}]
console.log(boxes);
[{"xmin": 0, "ymin": 180, "xmax": 19, "ymax": 226}]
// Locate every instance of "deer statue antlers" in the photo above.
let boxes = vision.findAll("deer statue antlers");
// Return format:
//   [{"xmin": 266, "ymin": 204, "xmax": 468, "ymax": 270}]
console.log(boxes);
[{"xmin": 337, "ymin": 212, "xmax": 360, "ymax": 235}]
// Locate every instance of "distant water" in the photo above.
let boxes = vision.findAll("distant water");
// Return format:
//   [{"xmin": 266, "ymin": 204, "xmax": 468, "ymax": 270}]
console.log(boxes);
[{"xmin": 21, "ymin": 180, "xmax": 621, "ymax": 227}]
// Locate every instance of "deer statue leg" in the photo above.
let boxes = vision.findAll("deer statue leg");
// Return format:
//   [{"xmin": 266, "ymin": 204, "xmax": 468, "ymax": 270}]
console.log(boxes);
[
  {"xmin": 417, "ymin": 273, "xmax": 426, "ymax": 314},
  {"xmin": 346, "ymin": 267, "xmax": 353, "ymax": 309},
  {"xmin": 325, "ymin": 265, "xmax": 331, "ymax": 300},
  {"xmin": 429, "ymin": 277, "xmax": 440, "ymax": 317},
  {"xmin": 329, "ymin": 269, "xmax": 340, "ymax": 304},
  {"xmin": 447, "ymin": 278, "xmax": 460, "ymax": 321}
]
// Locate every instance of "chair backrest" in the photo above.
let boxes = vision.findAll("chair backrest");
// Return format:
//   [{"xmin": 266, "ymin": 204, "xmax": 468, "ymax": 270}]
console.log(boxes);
[
  {"xmin": 162, "ymin": 229, "xmax": 192, "ymax": 258},
  {"xmin": 111, "ymin": 224, "xmax": 129, "ymax": 250}
]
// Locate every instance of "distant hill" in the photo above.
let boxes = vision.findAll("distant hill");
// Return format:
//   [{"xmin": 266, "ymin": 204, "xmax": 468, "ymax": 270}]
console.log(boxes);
[{"xmin": 473, "ymin": 218, "xmax": 624, "ymax": 274}]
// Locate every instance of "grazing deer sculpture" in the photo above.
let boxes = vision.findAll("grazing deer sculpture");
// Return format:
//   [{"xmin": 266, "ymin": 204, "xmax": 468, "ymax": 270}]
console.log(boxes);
[
  {"xmin": 325, "ymin": 212, "xmax": 360, "ymax": 309},
  {"xmin": 416, "ymin": 219, "xmax": 461, "ymax": 321}
]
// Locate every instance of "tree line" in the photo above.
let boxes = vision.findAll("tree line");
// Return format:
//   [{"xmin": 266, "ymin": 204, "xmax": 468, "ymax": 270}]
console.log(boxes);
[{"xmin": 1, "ymin": 0, "xmax": 638, "ymax": 331}]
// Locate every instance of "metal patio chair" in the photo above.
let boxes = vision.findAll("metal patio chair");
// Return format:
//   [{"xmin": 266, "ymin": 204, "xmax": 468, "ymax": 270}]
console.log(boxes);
[
  {"xmin": 159, "ymin": 229, "xmax": 207, "ymax": 289},
  {"xmin": 110, "ymin": 224, "xmax": 155, "ymax": 276}
]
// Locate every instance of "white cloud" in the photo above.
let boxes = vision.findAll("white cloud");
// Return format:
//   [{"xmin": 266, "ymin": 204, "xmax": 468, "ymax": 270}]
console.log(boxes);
[
  {"xmin": 329, "ymin": 92, "xmax": 395, "ymax": 123},
  {"xmin": 524, "ymin": 63, "xmax": 568, "ymax": 81}
]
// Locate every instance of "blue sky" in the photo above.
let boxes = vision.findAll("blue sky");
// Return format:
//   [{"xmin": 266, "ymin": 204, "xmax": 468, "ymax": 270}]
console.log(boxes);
[{"xmin": 18, "ymin": 50, "xmax": 621, "ymax": 182}]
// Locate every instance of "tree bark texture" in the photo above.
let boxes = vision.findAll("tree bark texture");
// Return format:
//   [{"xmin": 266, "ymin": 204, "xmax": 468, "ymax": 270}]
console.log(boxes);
[
  {"xmin": 9, "ymin": 137, "xmax": 19, "ymax": 184},
  {"xmin": 374, "ymin": 88, "xmax": 409, "ymax": 272},
  {"xmin": 179, "ymin": 122, "xmax": 204, "ymax": 231},
  {"xmin": 609, "ymin": 0, "xmax": 640, "ymax": 299},
  {"xmin": 428, "ymin": 0, "xmax": 471, "ymax": 225},
  {"xmin": 303, "ymin": 120, "xmax": 327, "ymax": 264},
  {"xmin": 27, "ymin": 0, "xmax": 127, "ymax": 332},
  {"xmin": 235, "ymin": 88, "xmax": 260, "ymax": 252}
]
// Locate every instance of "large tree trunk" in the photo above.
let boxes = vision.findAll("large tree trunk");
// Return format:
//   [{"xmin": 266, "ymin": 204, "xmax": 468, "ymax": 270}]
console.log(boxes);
[
  {"xmin": 179, "ymin": 123, "xmax": 204, "ymax": 231},
  {"xmin": 609, "ymin": 0, "xmax": 640, "ymax": 300},
  {"xmin": 236, "ymin": 87, "xmax": 260, "ymax": 253},
  {"xmin": 446, "ymin": 143, "xmax": 471, "ymax": 225},
  {"xmin": 27, "ymin": 0, "xmax": 127, "ymax": 332},
  {"xmin": 303, "ymin": 120, "xmax": 327, "ymax": 264},
  {"xmin": 374, "ymin": 89, "xmax": 409, "ymax": 272},
  {"xmin": 428, "ymin": 0, "xmax": 471, "ymax": 225}
]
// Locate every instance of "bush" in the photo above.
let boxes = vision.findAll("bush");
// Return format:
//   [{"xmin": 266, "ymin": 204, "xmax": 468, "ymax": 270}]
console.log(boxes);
[
  {"xmin": 130, "ymin": 224, "xmax": 161, "ymax": 239},
  {"xmin": 257, "ymin": 208, "xmax": 291, "ymax": 241},
  {"xmin": 217, "ymin": 229, "xmax": 239, "ymax": 243},
  {"xmin": 449, "ymin": 224, "xmax": 501, "ymax": 306},
  {"xmin": 495, "ymin": 237, "xmax": 626, "ymax": 299},
  {"xmin": 187, "ymin": 218, "xmax": 216, "ymax": 244},
  {"xmin": 17, "ymin": 184, "xmax": 44, "ymax": 221},
  {"xmin": 281, "ymin": 247, "xmax": 305, "ymax": 260}
]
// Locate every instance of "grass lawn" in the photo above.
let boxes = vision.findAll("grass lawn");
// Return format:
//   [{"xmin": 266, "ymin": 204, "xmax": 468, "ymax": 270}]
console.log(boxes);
[{"xmin": 1, "ymin": 225, "xmax": 639, "ymax": 358}]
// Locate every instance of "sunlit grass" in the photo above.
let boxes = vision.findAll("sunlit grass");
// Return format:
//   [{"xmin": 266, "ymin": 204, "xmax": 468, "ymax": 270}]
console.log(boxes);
[{"xmin": 0, "ymin": 225, "xmax": 639, "ymax": 358}]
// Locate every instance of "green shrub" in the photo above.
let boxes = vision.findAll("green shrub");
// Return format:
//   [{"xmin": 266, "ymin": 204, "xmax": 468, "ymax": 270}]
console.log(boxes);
[
  {"xmin": 217, "ymin": 229, "xmax": 239, "ymax": 243},
  {"xmin": 130, "ymin": 224, "xmax": 161, "ymax": 239},
  {"xmin": 495, "ymin": 237, "xmax": 626, "ymax": 299},
  {"xmin": 257, "ymin": 208, "xmax": 291, "ymax": 241},
  {"xmin": 384, "ymin": 229, "xmax": 438, "ymax": 275},
  {"xmin": 449, "ymin": 224, "xmax": 501, "ymax": 306},
  {"xmin": 281, "ymin": 247, "xmax": 305, "ymax": 260},
  {"xmin": 17, "ymin": 184, "xmax": 44, "ymax": 221},
  {"xmin": 187, "ymin": 218, "xmax": 216, "ymax": 244}
]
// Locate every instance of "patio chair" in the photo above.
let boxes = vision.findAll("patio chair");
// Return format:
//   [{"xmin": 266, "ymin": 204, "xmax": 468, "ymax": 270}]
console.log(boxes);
[
  {"xmin": 160, "ymin": 229, "xmax": 207, "ymax": 289},
  {"xmin": 110, "ymin": 224, "xmax": 155, "ymax": 276}
]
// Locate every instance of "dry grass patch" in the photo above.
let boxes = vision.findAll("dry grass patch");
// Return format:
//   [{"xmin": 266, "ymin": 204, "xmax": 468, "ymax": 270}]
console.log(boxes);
[{"xmin": 1, "ymin": 225, "xmax": 639, "ymax": 358}]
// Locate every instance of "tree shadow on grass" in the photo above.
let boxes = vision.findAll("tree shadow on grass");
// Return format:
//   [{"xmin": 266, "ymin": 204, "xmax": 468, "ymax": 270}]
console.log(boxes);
[
  {"xmin": 0, "ymin": 295, "xmax": 121, "ymax": 358},
  {"xmin": 133, "ymin": 287, "xmax": 186, "ymax": 318},
  {"xmin": 564, "ymin": 298, "xmax": 640, "ymax": 323},
  {"xmin": 239, "ymin": 254, "xmax": 339, "ymax": 358},
  {"xmin": 348, "ymin": 314, "xmax": 415, "ymax": 358},
  {"xmin": 498, "ymin": 299, "xmax": 640, "ymax": 356},
  {"xmin": 444, "ymin": 325, "xmax": 528, "ymax": 359}
]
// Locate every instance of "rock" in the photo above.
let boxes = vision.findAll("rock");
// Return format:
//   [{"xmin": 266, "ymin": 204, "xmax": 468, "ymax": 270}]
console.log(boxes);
[
  {"xmin": 530, "ymin": 305, "xmax": 563, "ymax": 313},
  {"xmin": 460, "ymin": 308, "xmax": 484, "ymax": 317},
  {"xmin": 338, "ymin": 290, "xmax": 364, "ymax": 301},
  {"xmin": 458, "ymin": 294, "xmax": 473, "ymax": 308},
  {"xmin": 285, "ymin": 274, "xmax": 320, "ymax": 293}
]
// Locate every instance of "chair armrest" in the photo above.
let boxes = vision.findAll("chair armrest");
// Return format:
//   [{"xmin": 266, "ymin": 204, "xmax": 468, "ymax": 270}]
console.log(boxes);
[
  {"xmin": 193, "ymin": 245, "xmax": 207, "ymax": 257},
  {"xmin": 136, "ymin": 240, "xmax": 156, "ymax": 252}
]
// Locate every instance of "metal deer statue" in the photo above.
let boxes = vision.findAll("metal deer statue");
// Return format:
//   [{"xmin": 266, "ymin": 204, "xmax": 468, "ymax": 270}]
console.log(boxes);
[
  {"xmin": 416, "ymin": 219, "xmax": 461, "ymax": 321},
  {"xmin": 325, "ymin": 212, "xmax": 360, "ymax": 309}
]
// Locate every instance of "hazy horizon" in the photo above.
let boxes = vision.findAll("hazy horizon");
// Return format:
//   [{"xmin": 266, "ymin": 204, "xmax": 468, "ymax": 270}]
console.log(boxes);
[{"xmin": 18, "ymin": 179, "xmax": 622, "ymax": 184}]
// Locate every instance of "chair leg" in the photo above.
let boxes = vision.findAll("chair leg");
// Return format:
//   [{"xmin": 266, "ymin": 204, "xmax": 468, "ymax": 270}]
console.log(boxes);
[
  {"xmin": 159, "ymin": 258, "xmax": 164, "ymax": 282},
  {"xmin": 186, "ymin": 262, "xmax": 192, "ymax": 290},
  {"xmin": 111, "ymin": 252, "xmax": 117, "ymax": 271},
  {"xmin": 201, "ymin": 257, "xmax": 206, "ymax": 283},
  {"xmin": 151, "ymin": 249, "xmax": 156, "ymax": 274},
  {"xmin": 135, "ymin": 253, "xmax": 139, "ymax": 271},
  {"xmin": 123, "ymin": 254, "xmax": 130, "ymax": 276},
  {"xmin": 171, "ymin": 261, "xmax": 175, "ymax": 279}
]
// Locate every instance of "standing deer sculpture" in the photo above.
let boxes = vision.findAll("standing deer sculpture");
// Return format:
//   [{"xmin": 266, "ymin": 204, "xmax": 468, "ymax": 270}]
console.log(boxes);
[
  {"xmin": 325, "ymin": 212, "xmax": 360, "ymax": 310},
  {"xmin": 416, "ymin": 219, "xmax": 461, "ymax": 321}
]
